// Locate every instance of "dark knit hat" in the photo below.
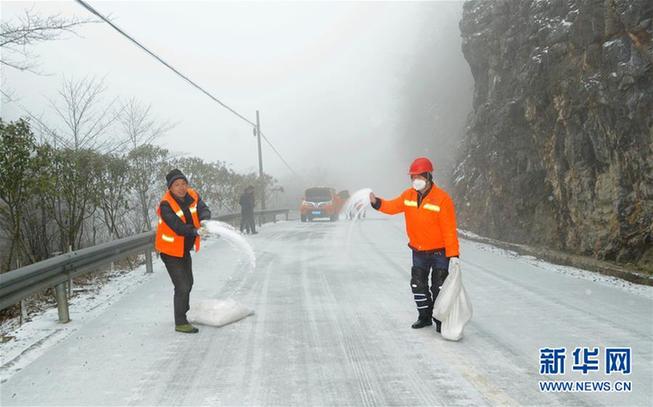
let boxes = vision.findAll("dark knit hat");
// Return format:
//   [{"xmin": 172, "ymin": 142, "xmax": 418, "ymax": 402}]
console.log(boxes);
[{"xmin": 165, "ymin": 168, "xmax": 188, "ymax": 189}]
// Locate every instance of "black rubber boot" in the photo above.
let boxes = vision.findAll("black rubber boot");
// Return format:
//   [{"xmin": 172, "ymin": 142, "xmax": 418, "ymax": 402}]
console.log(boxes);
[
  {"xmin": 411, "ymin": 266, "xmax": 433, "ymax": 329},
  {"xmin": 411, "ymin": 317, "xmax": 433, "ymax": 329}
]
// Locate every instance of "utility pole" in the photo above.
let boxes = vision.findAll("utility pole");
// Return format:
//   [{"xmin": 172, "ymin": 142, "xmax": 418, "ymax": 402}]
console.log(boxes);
[{"xmin": 256, "ymin": 110, "xmax": 266, "ymax": 209}]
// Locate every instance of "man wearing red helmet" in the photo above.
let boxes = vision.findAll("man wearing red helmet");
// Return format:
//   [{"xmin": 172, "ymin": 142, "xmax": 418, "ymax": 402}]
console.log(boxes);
[{"xmin": 370, "ymin": 157, "xmax": 461, "ymax": 332}]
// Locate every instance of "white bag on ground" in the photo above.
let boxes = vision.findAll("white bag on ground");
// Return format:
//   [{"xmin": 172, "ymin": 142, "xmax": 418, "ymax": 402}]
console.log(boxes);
[
  {"xmin": 188, "ymin": 299, "xmax": 254, "ymax": 327},
  {"xmin": 432, "ymin": 266, "xmax": 473, "ymax": 341}
]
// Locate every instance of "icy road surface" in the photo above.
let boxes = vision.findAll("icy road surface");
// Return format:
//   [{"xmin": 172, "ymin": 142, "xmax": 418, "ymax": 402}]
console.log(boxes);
[{"xmin": 1, "ymin": 215, "xmax": 652, "ymax": 406}]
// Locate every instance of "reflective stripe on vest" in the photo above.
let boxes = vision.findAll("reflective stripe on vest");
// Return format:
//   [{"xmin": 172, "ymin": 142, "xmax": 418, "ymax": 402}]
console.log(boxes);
[
  {"xmin": 423, "ymin": 203, "xmax": 441, "ymax": 212},
  {"xmin": 404, "ymin": 200, "xmax": 418, "ymax": 207},
  {"xmin": 161, "ymin": 234, "xmax": 175, "ymax": 242}
]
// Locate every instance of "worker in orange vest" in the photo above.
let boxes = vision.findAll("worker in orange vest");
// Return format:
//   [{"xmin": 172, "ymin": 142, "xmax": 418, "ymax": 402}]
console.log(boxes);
[
  {"xmin": 370, "ymin": 157, "xmax": 461, "ymax": 332},
  {"xmin": 155, "ymin": 168, "xmax": 211, "ymax": 334}
]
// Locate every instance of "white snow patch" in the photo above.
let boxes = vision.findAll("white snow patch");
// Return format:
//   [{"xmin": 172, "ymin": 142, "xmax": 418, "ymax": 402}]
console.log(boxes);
[
  {"xmin": 462, "ymin": 239, "xmax": 653, "ymax": 299},
  {"xmin": 602, "ymin": 39, "xmax": 621, "ymax": 48},
  {"xmin": 0, "ymin": 263, "xmax": 156, "ymax": 382}
]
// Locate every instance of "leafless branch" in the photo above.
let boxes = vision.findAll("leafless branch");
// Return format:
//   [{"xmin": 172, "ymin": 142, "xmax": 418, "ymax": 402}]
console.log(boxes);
[
  {"xmin": 0, "ymin": 8, "xmax": 96, "ymax": 73},
  {"xmin": 47, "ymin": 76, "xmax": 122, "ymax": 152},
  {"xmin": 120, "ymin": 97, "xmax": 176, "ymax": 151}
]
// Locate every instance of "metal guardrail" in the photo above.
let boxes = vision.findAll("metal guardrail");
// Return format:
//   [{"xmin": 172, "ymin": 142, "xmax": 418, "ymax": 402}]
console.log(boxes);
[
  {"xmin": 0, "ymin": 208, "xmax": 290, "ymax": 322},
  {"xmin": 218, "ymin": 208, "xmax": 290, "ymax": 227}
]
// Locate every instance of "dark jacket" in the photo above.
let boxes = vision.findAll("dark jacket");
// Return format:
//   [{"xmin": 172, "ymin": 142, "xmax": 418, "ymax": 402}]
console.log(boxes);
[
  {"xmin": 239, "ymin": 191, "xmax": 255, "ymax": 213},
  {"xmin": 160, "ymin": 192, "xmax": 211, "ymax": 253}
]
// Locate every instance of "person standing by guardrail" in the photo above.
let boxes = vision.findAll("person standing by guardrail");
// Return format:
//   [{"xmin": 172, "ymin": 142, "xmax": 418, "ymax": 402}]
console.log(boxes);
[
  {"xmin": 369, "ymin": 157, "xmax": 461, "ymax": 333},
  {"xmin": 239, "ymin": 185, "xmax": 257, "ymax": 234},
  {"xmin": 155, "ymin": 169, "xmax": 211, "ymax": 334}
]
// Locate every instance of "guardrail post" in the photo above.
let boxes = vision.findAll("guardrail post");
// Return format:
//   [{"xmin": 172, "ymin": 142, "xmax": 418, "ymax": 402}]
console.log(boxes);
[
  {"xmin": 67, "ymin": 246, "xmax": 73, "ymax": 298},
  {"xmin": 55, "ymin": 282, "xmax": 70, "ymax": 323},
  {"xmin": 20, "ymin": 300, "xmax": 27, "ymax": 325},
  {"xmin": 145, "ymin": 249, "xmax": 153, "ymax": 274}
]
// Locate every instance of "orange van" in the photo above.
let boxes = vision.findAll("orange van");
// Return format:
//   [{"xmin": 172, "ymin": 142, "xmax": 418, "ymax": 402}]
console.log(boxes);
[{"xmin": 300, "ymin": 187, "xmax": 341, "ymax": 222}]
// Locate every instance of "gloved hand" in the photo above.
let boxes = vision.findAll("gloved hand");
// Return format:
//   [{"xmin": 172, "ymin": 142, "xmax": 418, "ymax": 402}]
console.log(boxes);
[
  {"xmin": 196, "ymin": 226, "xmax": 209, "ymax": 237},
  {"xmin": 449, "ymin": 257, "xmax": 461, "ymax": 273}
]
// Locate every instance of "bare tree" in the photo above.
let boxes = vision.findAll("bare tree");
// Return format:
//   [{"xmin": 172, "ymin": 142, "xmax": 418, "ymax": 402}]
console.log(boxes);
[
  {"xmin": 0, "ymin": 8, "xmax": 94, "ymax": 73},
  {"xmin": 38, "ymin": 77, "xmax": 122, "ymax": 251},
  {"xmin": 120, "ymin": 98, "xmax": 175, "ymax": 151},
  {"xmin": 48, "ymin": 76, "xmax": 124, "ymax": 152},
  {"xmin": 119, "ymin": 100, "xmax": 174, "ymax": 232}
]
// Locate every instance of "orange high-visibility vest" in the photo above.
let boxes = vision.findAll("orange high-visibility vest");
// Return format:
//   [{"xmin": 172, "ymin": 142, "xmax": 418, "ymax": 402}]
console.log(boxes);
[
  {"xmin": 155, "ymin": 188, "xmax": 201, "ymax": 257},
  {"xmin": 378, "ymin": 186, "xmax": 459, "ymax": 257}
]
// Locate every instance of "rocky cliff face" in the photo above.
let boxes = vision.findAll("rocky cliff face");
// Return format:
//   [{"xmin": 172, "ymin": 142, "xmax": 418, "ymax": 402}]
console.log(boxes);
[{"xmin": 453, "ymin": 0, "xmax": 653, "ymax": 269}]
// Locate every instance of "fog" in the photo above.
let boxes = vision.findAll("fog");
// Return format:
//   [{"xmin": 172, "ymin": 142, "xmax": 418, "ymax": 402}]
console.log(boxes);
[{"xmin": 1, "ymin": 1, "xmax": 472, "ymax": 205}]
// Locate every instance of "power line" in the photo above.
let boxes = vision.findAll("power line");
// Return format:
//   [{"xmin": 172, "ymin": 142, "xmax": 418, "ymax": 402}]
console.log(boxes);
[
  {"xmin": 74, "ymin": 0, "xmax": 299, "ymax": 177},
  {"xmin": 261, "ymin": 132, "xmax": 299, "ymax": 177},
  {"xmin": 74, "ymin": 0, "xmax": 255, "ymax": 127}
]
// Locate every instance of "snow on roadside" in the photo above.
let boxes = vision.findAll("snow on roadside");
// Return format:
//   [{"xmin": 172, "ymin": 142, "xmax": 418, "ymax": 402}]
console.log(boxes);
[
  {"xmin": 0, "ymin": 263, "xmax": 156, "ymax": 383},
  {"xmin": 462, "ymin": 238, "xmax": 653, "ymax": 300},
  {"xmin": 0, "ymin": 227, "xmax": 264, "ymax": 383}
]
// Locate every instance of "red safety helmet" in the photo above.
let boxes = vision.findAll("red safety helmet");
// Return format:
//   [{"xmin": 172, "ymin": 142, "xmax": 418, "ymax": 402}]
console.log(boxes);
[{"xmin": 408, "ymin": 157, "xmax": 434, "ymax": 175}]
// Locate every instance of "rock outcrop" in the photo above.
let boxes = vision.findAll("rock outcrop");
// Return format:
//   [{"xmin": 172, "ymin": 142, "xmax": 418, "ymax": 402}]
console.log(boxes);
[{"xmin": 453, "ymin": 0, "xmax": 653, "ymax": 270}]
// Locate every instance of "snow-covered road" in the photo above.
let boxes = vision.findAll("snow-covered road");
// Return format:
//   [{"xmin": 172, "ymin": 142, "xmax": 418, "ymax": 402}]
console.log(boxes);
[{"xmin": 1, "ymin": 216, "xmax": 652, "ymax": 406}]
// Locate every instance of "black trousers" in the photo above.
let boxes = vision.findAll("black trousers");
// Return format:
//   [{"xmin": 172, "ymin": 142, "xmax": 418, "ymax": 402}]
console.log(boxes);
[
  {"xmin": 240, "ymin": 210, "xmax": 256, "ymax": 233},
  {"xmin": 161, "ymin": 252, "xmax": 194, "ymax": 325},
  {"xmin": 411, "ymin": 250, "xmax": 450, "ymax": 320}
]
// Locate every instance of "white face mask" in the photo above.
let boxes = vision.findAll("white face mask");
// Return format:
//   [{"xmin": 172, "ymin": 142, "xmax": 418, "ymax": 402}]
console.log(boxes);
[{"xmin": 412, "ymin": 178, "xmax": 427, "ymax": 191}]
